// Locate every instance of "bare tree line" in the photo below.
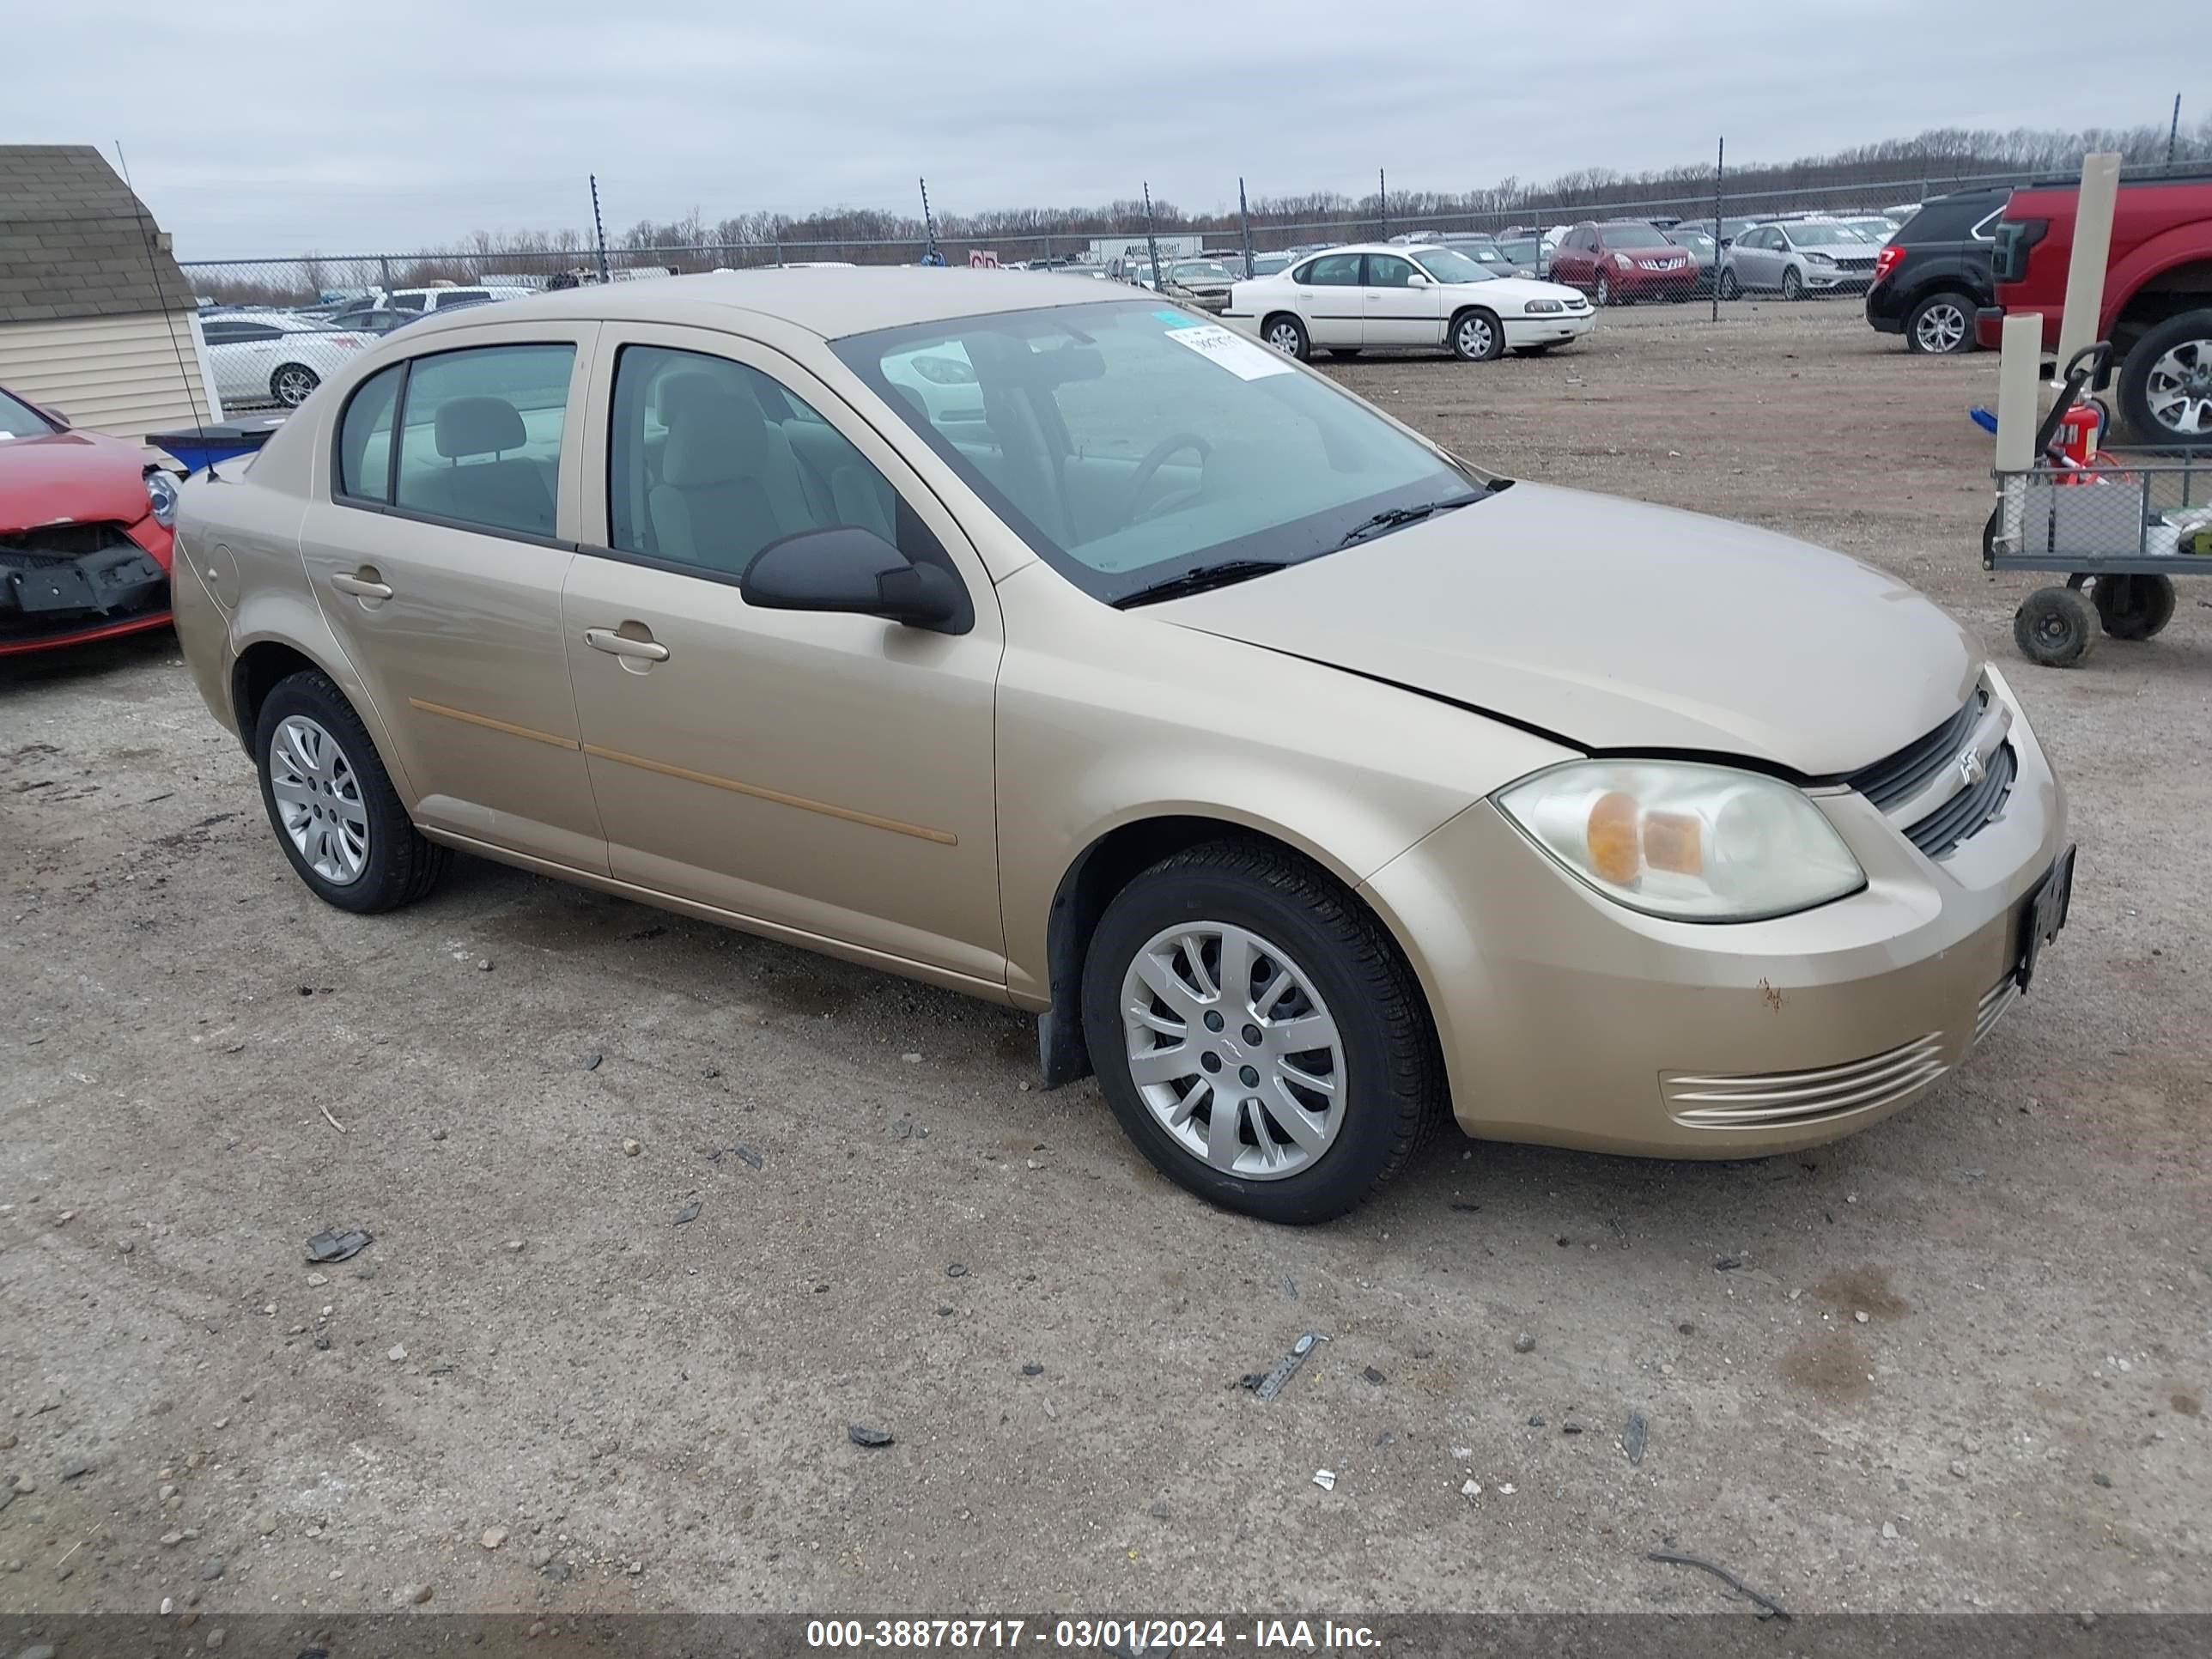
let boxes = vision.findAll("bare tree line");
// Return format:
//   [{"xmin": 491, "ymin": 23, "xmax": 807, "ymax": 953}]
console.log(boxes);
[{"xmin": 190, "ymin": 118, "xmax": 2211, "ymax": 305}]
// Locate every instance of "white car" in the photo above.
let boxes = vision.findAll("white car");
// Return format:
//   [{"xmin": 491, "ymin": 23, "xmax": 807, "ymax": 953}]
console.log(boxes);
[
  {"xmin": 199, "ymin": 313, "xmax": 374, "ymax": 409},
  {"xmin": 1223, "ymin": 242, "xmax": 1594, "ymax": 362}
]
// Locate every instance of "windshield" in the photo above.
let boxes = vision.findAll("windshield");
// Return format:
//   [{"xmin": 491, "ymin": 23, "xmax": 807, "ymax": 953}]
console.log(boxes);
[
  {"xmin": 835, "ymin": 300, "xmax": 1485, "ymax": 604},
  {"xmin": 1789, "ymin": 222, "xmax": 1870, "ymax": 246},
  {"xmin": 1173, "ymin": 261, "xmax": 1232, "ymax": 281},
  {"xmin": 1599, "ymin": 222, "xmax": 1670, "ymax": 245},
  {"xmin": 0, "ymin": 387, "xmax": 58, "ymax": 439},
  {"xmin": 1665, "ymin": 229, "xmax": 1715, "ymax": 254},
  {"xmin": 1412, "ymin": 247, "xmax": 1498, "ymax": 284}
]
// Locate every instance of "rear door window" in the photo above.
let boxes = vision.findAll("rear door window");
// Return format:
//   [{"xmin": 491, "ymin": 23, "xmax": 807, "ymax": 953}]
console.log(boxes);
[{"xmin": 388, "ymin": 343, "xmax": 574, "ymax": 538}]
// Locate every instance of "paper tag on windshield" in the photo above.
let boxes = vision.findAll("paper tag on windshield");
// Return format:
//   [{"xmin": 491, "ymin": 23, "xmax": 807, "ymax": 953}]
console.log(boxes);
[{"xmin": 1164, "ymin": 324, "xmax": 1293, "ymax": 380}]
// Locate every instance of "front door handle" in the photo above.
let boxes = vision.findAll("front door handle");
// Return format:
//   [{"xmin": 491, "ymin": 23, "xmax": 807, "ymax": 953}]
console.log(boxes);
[
  {"xmin": 584, "ymin": 627, "xmax": 670, "ymax": 663},
  {"xmin": 330, "ymin": 571, "xmax": 392, "ymax": 600}
]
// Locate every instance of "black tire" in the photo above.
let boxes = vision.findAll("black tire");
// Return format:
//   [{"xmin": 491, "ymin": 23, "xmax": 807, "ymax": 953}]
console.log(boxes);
[
  {"xmin": 2117, "ymin": 307, "xmax": 2212, "ymax": 447},
  {"xmin": 254, "ymin": 670, "xmax": 448, "ymax": 913},
  {"xmin": 1593, "ymin": 271, "xmax": 1612, "ymax": 307},
  {"xmin": 1261, "ymin": 313, "xmax": 1310, "ymax": 362},
  {"xmin": 1449, "ymin": 307, "xmax": 1504, "ymax": 362},
  {"xmin": 2093, "ymin": 573, "xmax": 2177, "ymax": 640},
  {"xmin": 1905, "ymin": 290, "xmax": 1976, "ymax": 355},
  {"xmin": 1780, "ymin": 267, "xmax": 1803, "ymax": 301},
  {"xmin": 2013, "ymin": 586, "xmax": 2100, "ymax": 668},
  {"xmin": 270, "ymin": 363, "xmax": 321, "ymax": 407},
  {"xmin": 1718, "ymin": 267, "xmax": 1741, "ymax": 301},
  {"xmin": 1080, "ymin": 840, "xmax": 1443, "ymax": 1224}
]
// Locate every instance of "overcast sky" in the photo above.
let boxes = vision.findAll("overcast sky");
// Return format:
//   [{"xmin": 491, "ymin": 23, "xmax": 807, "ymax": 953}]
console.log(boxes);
[{"xmin": 12, "ymin": 0, "xmax": 2197, "ymax": 259}]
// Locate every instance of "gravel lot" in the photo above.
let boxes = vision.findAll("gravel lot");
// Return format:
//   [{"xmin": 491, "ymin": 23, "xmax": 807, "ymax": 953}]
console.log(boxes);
[{"xmin": 3, "ymin": 303, "xmax": 2209, "ymax": 1622}]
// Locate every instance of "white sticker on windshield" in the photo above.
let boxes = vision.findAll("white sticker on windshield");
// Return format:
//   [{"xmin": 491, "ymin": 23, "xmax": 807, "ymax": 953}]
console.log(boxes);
[{"xmin": 1164, "ymin": 324, "xmax": 1294, "ymax": 380}]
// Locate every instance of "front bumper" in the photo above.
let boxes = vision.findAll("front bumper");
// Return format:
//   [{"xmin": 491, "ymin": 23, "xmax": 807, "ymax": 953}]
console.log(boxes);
[
  {"xmin": 1502, "ymin": 310, "xmax": 1595, "ymax": 349},
  {"xmin": 1802, "ymin": 265, "xmax": 1875, "ymax": 294},
  {"xmin": 1361, "ymin": 674, "xmax": 2068, "ymax": 1157},
  {"xmin": 1610, "ymin": 266, "xmax": 1699, "ymax": 300},
  {"xmin": 0, "ymin": 526, "xmax": 173, "ymax": 657}
]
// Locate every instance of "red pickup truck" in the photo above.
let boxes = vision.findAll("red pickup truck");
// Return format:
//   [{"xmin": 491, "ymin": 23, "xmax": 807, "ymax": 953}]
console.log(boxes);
[{"xmin": 1976, "ymin": 171, "xmax": 2212, "ymax": 446}]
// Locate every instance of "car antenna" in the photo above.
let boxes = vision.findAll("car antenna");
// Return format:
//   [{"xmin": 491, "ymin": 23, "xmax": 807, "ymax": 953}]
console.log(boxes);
[{"xmin": 114, "ymin": 140, "xmax": 216, "ymax": 472}]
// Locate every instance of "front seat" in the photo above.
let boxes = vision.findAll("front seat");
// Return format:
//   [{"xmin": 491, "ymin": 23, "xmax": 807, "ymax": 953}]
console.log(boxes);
[
  {"xmin": 408, "ymin": 396, "xmax": 556, "ymax": 536},
  {"xmin": 647, "ymin": 388, "xmax": 815, "ymax": 574}
]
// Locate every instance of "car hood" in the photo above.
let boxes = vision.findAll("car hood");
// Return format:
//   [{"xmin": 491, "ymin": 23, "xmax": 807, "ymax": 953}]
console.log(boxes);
[
  {"xmin": 0, "ymin": 429, "xmax": 157, "ymax": 533},
  {"xmin": 1152, "ymin": 481, "xmax": 1978, "ymax": 776},
  {"xmin": 1443, "ymin": 276, "xmax": 1587, "ymax": 308}
]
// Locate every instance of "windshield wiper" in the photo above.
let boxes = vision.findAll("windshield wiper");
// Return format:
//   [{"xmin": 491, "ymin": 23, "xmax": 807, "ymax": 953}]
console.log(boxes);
[
  {"xmin": 1112, "ymin": 558, "xmax": 1296, "ymax": 609},
  {"xmin": 1335, "ymin": 495, "xmax": 1481, "ymax": 549}
]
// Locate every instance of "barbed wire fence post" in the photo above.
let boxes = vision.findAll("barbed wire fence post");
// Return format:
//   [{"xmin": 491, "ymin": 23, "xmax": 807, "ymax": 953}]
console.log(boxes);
[
  {"xmin": 1378, "ymin": 167, "xmax": 1388, "ymax": 240},
  {"xmin": 1239, "ymin": 177, "xmax": 1254, "ymax": 280},
  {"xmin": 1141, "ymin": 182, "xmax": 1163, "ymax": 291},
  {"xmin": 1711, "ymin": 136, "xmax": 1724, "ymax": 324},
  {"xmin": 589, "ymin": 174, "xmax": 610, "ymax": 283}
]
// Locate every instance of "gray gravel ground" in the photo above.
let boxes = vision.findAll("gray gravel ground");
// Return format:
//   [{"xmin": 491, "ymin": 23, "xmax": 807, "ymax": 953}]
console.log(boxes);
[{"xmin": 2, "ymin": 302, "xmax": 2208, "ymax": 1620}]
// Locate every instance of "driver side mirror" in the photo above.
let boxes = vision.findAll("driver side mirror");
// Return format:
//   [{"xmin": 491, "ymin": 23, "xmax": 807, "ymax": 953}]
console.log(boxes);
[
  {"xmin": 740, "ymin": 526, "xmax": 969, "ymax": 635},
  {"xmin": 1407, "ymin": 272, "xmax": 1432, "ymax": 288}
]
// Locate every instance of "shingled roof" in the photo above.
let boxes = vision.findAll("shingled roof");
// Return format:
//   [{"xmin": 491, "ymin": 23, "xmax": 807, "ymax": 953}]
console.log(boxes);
[{"xmin": 0, "ymin": 145, "xmax": 196, "ymax": 327}]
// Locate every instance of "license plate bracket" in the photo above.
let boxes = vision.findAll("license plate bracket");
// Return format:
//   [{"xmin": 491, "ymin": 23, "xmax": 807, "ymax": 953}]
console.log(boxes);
[{"xmin": 2015, "ymin": 844, "xmax": 2075, "ymax": 994}]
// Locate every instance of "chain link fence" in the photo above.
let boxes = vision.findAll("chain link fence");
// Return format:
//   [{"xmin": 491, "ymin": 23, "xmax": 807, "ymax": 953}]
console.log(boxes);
[{"xmin": 173, "ymin": 156, "xmax": 2209, "ymax": 409}]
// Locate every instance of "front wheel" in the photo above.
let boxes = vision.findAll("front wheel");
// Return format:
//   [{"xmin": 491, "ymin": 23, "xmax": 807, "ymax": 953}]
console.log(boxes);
[
  {"xmin": 1593, "ymin": 272, "xmax": 1612, "ymax": 307},
  {"xmin": 2013, "ymin": 586, "xmax": 2100, "ymax": 668},
  {"xmin": 1080, "ymin": 841, "xmax": 1442, "ymax": 1224},
  {"xmin": 1449, "ymin": 307, "xmax": 1504, "ymax": 362},
  {"xmin": 1780, "ymin": 268, "xmax": 1803, "ymax": 301},
  {"xmin": 255, "ymin": 670, "xmax": 448, "ymax": 912},
  {"xmin": 1262, "ymin": 313, "xmax": 1310, "ymax": 362},
  {"xmin": 270, "ymin": 363, "xmax": 321, "ymax": 407},
  {"xmin": 1718, "ymin": 267, "xmax": 1741, "ymax": 301}
]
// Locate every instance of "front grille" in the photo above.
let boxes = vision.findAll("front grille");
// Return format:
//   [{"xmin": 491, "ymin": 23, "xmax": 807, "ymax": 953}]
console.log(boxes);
[
  {"xmin": 0, "ymin": 521, "xmax": 133, "ymax": 562},
  {"xmin": 1905, "ymin": 741, "xmax": 2015, "ymax": 858},
  {"xmin": 1663, "ymin": 1032, "xmax": 1948, "ymax": 1128},
  {"xmin": 1849, "ymin": 691, "xmax": 1988, "ymax": 812}
]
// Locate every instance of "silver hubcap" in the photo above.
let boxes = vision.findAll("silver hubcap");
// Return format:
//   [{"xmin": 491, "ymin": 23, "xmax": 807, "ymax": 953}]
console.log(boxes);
[
  {"xmin": 270, "ymin": 715, "xmax": 368, "ymax": 884},
  {"xmin": 1120, "ymin": 921, "xmax": 1346, "ymax": 1182},
  {"xmin": 276, "ymin": 368, "xmax": 316, "ymax": 405},
  {"xmin": 2145, "ymin": 339, "xmax": 2212, "ymax": 435},
  {"xmin": 1595, "ymin": 276, "xmax": 1609, "ymax": 303},
  {"xmin": 1458, "ymin": 318, "xmax": 1492, "ymax": 357},
  {"xmin": 1266, "ymin": 321, "xmax": 1301, "ymax": 355},
  {"xmin": 1916, "ymin": 303, "xmax": 1967, "ymax": 352}
]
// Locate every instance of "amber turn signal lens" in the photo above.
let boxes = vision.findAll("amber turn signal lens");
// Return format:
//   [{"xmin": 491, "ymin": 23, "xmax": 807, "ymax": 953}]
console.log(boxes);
[
  {"xmin": 1586, "ymin": 790, "xmax": 1641, "ymax": 884},
  {"xmin": 1642, "ymin": 810, "xmax": 1704, "ymax": 876}
]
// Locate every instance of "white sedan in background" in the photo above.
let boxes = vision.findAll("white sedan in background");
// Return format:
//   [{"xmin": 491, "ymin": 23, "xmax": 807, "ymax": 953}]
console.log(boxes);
[
  {"xmin": 199, "ymin": 313, "xmax": 374, "ymax": 409},
  {"xmin": 1222, "ymin": 243, "xmax": 1594, "ymax": 362}
]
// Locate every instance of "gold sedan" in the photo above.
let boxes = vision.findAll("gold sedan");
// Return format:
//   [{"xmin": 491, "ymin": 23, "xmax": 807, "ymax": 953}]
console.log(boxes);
[{"xmin": 171, "ymin": 269, "xmax": 2071, "ymax": 1222}]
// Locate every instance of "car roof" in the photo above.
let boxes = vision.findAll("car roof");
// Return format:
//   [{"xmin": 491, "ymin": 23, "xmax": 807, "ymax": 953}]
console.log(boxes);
[{"xmin": 396, "ymin": 267, "xmax": 1144, "ymax": 340}]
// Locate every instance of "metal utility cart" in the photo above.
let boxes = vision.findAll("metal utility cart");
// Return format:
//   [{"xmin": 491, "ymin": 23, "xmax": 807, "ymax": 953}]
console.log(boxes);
[{"xmin": 1987, "ymin": 345, "xmax": 2212, "ymax": 667}]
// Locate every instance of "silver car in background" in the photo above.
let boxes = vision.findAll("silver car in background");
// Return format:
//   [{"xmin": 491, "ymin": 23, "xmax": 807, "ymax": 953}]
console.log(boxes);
[{"xmin": 1720, "ymin": 220, "xmax": 1880, "ymax": 300}]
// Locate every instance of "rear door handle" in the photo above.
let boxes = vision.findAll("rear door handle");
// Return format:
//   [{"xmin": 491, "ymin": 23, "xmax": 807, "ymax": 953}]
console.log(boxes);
[
  {"xmin": 584, "ymin": 627, "xmax": 670, "ymax": 663},
  {"xmin": 330, "ymin": 572, "xmax": 392, "ymax": 600}
]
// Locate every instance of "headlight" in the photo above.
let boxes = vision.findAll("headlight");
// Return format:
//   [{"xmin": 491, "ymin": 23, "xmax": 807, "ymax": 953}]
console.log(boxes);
[
  {"xmin": 1805, "ymin": 251, "xmax": 1835, "ymax": 265},
  {"xmin": 145, "ymin": 468, "xmax": 179, "ymax": 528},
  {"xmin": 1522, "ymin": 298, "xmax": 1564, "ymax": 314},
  {"xmin": 1612, "ymin": 252, "xmax": 1632, "ymax": 267},
  {"xmin": 1494, "ymin": 760, "xmax": 1864, "ymax": 922}
]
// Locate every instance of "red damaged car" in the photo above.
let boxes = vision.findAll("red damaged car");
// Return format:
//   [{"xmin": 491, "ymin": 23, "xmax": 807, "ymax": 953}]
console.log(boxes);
[{"xmin": 1, "ymin": 384, "xmax": 179, "ymax": 657}]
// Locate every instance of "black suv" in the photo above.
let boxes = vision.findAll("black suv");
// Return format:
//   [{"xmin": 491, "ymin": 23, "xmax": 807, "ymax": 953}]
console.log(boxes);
[{"xmin": 1864, "ymin": 187, "xmax": 2007, "ymax": 353}]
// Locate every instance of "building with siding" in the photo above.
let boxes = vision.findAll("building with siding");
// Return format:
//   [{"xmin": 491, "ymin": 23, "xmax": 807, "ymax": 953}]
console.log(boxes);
[{"xmin": 0, "ymin": 145, "xmax": 221, "ymax": 438}]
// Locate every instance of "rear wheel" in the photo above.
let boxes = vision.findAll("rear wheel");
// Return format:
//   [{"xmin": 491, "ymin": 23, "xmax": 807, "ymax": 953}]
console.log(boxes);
[
  {"xmin": 254, "ymin": 671, "xmax": 447, "ymax": 912},
  {"xmin": 2118, "ymin": 307, "xmax": 2212, "ymax": 447},
  {"xmin": 270, "ymin": 363, "xmax": 320, "ymax": 407},
  {"xmin": 1080, "ymin": 840, "xmax": 1442, "ymax": 1224},
  {"xmin": 2093, "ymin": 573, "xmax": 2177, "ymax": 639},
  {"xmin": 1262, "ymin": 313, "xmax": 1310, "ymax": 362},
  {"xmin": 1449, "ymin": 308, "xmax": 1504, "ymax": 362},
  {"xmin": 2014, "ymin": 586, "xmax": 2100, "ymax": 668},
  {"xmin": 1905, "ymin": 290, "xmax": 1975, "ymax": 355}
]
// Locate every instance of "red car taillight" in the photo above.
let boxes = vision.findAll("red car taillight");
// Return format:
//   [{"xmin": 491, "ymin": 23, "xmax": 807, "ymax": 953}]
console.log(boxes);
[{"xmin": 1871, "ymin": 246, "xmax": 1905, "ymax": 286}]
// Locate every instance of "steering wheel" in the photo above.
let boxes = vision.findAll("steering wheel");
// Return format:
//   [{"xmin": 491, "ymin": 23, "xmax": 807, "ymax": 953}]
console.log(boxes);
[{"xmin": 1119, "ymin": 433, "xmax": 1212, "ymax": 527}]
